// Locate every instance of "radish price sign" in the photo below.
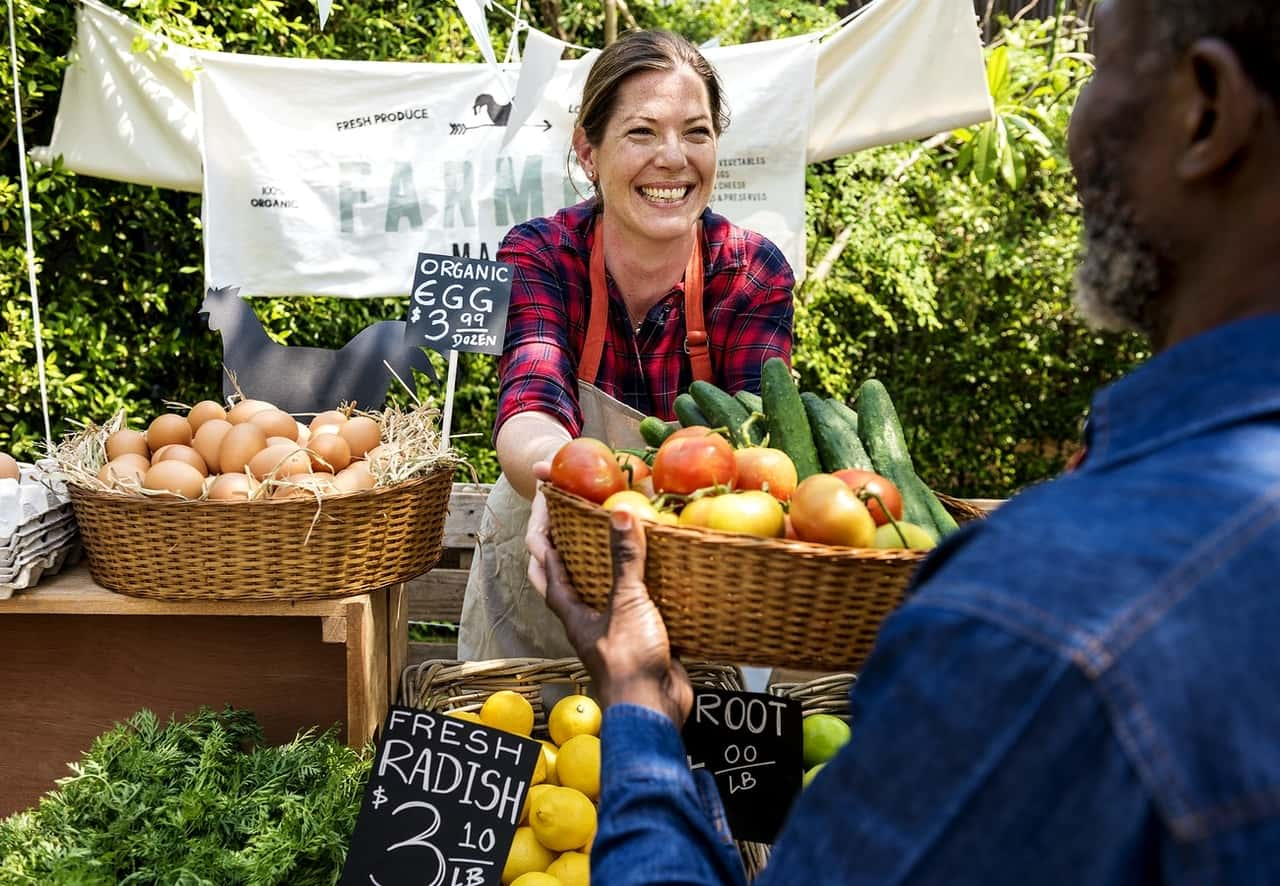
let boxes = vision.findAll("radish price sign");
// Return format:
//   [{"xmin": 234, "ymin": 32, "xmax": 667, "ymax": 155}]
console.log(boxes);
[
  {"xmin": 681, "ymin": 688, "xmax": 803, "ymax": 844},
  {"xmin": 341, "ymin": 705, "xmax": 540, "ymax": 886},
  {"xmin": 406, "ymin": 253, "xmax": 513, "ymax": 357}
]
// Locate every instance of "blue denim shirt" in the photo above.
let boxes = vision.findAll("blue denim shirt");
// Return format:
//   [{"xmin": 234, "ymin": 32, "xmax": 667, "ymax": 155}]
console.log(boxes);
[{"xmin": 593, "ymin": 313, "xmax": 1280, "ymax": 884}]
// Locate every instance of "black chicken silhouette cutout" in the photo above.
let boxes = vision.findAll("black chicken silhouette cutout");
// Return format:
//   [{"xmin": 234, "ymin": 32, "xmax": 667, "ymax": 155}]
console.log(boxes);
[
  {"xmin": 474, "ymin": 93, "xmax": 512, "ymax": 125},
  {"xmin": 198, "ymin": 285, "xmax": 437, "ymax": 414}
]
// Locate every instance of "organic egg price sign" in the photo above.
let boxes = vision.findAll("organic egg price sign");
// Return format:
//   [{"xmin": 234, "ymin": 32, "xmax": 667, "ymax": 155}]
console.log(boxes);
[
  {"xmin": 681, "ymin": 688, "xmax": 804, "ymax": 844},
  {"xmin": 405, "ymin": 252, "xmax": 514, "ymax": 448},
  {"xmin": 341, "ymin": 705, "xmax": 540, "ymax": 886}
]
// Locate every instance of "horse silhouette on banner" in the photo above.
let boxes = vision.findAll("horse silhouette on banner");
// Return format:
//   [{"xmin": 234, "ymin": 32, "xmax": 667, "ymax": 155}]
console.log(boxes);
[{"xmin": 198, "ymin": 285, "xmax": 437, "ymax": 414}]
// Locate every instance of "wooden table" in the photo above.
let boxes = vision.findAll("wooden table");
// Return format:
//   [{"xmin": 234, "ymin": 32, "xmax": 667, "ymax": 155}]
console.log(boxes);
[{"xmin": 0, "ymin": 562, "xmax": 407, "ymax": 818}]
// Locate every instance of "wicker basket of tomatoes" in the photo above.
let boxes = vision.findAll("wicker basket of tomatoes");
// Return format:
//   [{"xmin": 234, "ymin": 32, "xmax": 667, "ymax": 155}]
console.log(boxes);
[{"xmin": 542, "ymin": 378, "xmax": 986, "ymax": 672}]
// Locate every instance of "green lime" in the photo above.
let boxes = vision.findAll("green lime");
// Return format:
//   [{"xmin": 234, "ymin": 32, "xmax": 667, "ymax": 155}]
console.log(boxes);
[
  {"xmin": 802, "ymin": 762, "xmax": 826, "ymax": 789},
  {"xmin": 802, "ymin": 714, "xmax": 851, "ymax": 769}
]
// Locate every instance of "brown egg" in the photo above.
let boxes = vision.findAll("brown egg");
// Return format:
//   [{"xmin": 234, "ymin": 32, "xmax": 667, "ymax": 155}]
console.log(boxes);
[
  {"xmin": 192, "ymin": 419, "xmax": 233, "ymax": 473},
  {"xmin": 227, "ymin": 398, "xmax": 275, "ymax": 425},
  {"xmin": 98, "ymin": 454, "xmax": 149, "ymax": 487},
  {"xmin": 218, "ymin": 423, "xmax": 269, "ymax": 475},
  {"xmin": 248, "ymin": 408, "xmax": 298, "ymax": 440},
  {"xmin": 106, "ymin": 428, "xmax": 150, "ymax": 461},
  {"xmin": 142, "ymin": 460, "xmax": 205, "ymax": 499},
  {"xmin": 152, "ymin": 444, "xmax": 208, "ymax": 476},
  {"xmin": 208, "ymin": 472, "xmax": 258, "ymax": 501},
  {"xmin": 266, "ymin": 436, "xmax": 296, "ymax": 447},
  {"xmin": 249, "ymin": 443, "xmax": 312, "ymax": 481},
  {"xmin": 187, "ymin": 400, "xmax": 228, "ymax": 432},
  {"xmin": 308, "ymin": 433, "xmax": 351, "ymax": 472},
  {"xmin": 0, "ymin": 453, "xmax": 18, "ymax": 481},
  {"xmin": 334, "ymin": 461, "xmax": 375, "ymax": 493},
  {"xmin": 339, "ymin": 416, "xmax": 381, "ymax": 458},
  {"xmin": 310, "ymin": 424, "xmax": 342, "ymax": 438},
  {"xmin": 309, "ymin": 410, "xmax": 348, "ymax": 432},
  {"xmin": 147, "ymin": 414, "xmax": 193, "ymax": 451},
  {"xmin": 294, "ymin": 422, "xmax": 311, "ymax": 446}
]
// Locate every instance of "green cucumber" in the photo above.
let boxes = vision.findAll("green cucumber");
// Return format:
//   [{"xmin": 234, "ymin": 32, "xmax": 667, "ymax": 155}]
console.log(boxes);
[
  {"xmin": 826, "ymin": 398, "xmax": 860, "ymax": 439},
  {"xmin": 734, "ymin": 390, "xmax": 764, "ymax": 415},
  {"xmin": 639, "ymin": 416, "xmax": 680, "ymax": 448},
  {"xmin": 855, "ymin": 379, "xmax": 935, "ymax": 532},
  {"xmin": 673, "ymin": 393, "xmax": 711, "ymax": 428},
  {"xmin": 733, "ymin": 390, "xmax": 767, "ymax": 445},
  {"xmin": 760, "ymin": 358, "xmax": 822, "ymax": 479},
  {"xmin": 801, "ymin": 392, "xmax": 873, "ymax": 473},
  {"xmin": 689, "ymin": 380, "xmax": 753, "ymax": 446},
  {"xmin": 920, "ymin": 480, "xmax": 960, "ymax": 535}
]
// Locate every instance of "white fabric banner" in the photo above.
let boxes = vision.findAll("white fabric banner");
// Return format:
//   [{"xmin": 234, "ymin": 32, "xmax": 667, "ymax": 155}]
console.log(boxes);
[
  {"xmin": 198, "ymin": 36, "xmax": 816, "ymax": 298},
  {"xmin": 34, "ymin": 0, "xmax": 991, "ymax": 297},
  {"xmin": 809, "ymin": 0, "xmax": 994, "ymax": 161}
]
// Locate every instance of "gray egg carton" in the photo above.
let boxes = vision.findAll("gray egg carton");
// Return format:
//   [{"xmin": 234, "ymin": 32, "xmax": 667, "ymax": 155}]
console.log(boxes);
[{"xmin": 0, "ymin": 460, "xmax": 80, "ymax": 597}]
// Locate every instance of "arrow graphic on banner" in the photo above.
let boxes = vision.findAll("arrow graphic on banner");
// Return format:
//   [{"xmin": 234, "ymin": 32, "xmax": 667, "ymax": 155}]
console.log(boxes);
[{"xmin": 449, "ymin": 119, "xmax": 552, "ymax": 135}]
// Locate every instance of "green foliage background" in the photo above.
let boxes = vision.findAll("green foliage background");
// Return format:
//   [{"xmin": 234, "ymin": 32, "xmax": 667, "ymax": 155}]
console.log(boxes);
[{"xmin": 0, "ymin": 0, "xmax": 1145, "ymax": 497}]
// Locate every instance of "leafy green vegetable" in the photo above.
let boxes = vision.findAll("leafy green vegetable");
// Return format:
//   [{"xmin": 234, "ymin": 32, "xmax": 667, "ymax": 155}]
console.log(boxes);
[{"xmin": 0, "ymin": 707, "xmax": 371, "ymax": 885}]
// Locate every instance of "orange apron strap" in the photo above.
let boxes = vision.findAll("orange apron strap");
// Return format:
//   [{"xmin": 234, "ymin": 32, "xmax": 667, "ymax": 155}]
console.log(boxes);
[
  {"xmin": 683, "ymin": 223, "xmax": 712, "ymax": 383},
  {"xmin": 578, "ymin": 217, "xmax": 610, "ymax": 386},
  {"xmin": 579, "ymin": 217, "xmax": 710, "ymax": 386}
]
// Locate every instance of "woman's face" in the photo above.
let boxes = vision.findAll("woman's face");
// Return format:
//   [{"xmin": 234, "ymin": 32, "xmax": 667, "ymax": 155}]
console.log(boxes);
[{"xmin": 574, "ymin": 65, "xmax": 718, "ymax": 249}]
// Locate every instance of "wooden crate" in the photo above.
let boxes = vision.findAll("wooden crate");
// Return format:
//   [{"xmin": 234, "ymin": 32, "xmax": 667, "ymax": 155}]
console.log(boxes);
[{"xmin": 0, "ymin": 567, "xmax": 406, "ymax": 818}]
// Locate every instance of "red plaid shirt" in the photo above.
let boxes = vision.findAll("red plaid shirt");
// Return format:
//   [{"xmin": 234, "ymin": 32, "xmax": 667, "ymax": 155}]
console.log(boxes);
[{"xmin": 495, "ymin": 201, "xmax": 794, "ymax": 437}]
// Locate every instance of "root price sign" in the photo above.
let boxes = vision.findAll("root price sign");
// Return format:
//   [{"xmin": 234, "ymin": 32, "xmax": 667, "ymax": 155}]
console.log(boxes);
[
  {"xmin": 341, "ymin": 705, "xmax": 540, "ymax": 886},
  {"xmin": 406, "ymin": 253, "xmax": 513, "ymax": 356},
  {"xmin": 681, "ymin": 688, "xmax": 803, "ymax": 844}
]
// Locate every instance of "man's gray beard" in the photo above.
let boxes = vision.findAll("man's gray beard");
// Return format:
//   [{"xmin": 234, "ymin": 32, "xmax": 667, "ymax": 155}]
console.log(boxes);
[{"xmin": 1071, "ymin": 178, "xmax": 1163, "ymax": 336}]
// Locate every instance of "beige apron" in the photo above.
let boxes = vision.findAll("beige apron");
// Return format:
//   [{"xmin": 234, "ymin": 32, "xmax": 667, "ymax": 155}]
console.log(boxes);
[
  {"xmin": 457, "ymin": 383, "xmax": 646, "ymax": 659},
  {"xmin": 457, "ymin": 218, "xmax": 711, "ymax": 661}
]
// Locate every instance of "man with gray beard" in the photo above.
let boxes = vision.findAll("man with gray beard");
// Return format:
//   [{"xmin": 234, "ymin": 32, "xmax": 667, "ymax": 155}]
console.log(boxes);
[{"xmin": 522, "ymin": 0, "xmax": 1280, "ymax": 882}]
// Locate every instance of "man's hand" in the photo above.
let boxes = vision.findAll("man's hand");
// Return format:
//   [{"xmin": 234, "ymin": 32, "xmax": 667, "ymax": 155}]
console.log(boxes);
[{"xmin": 526, "ymin": 467, "xmax": 692, "ymax": 727}]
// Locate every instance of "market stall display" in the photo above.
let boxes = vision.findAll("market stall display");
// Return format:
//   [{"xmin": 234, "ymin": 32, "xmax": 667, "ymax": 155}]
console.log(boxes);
[
  {"xmin": 400, "ymin": 657, "xmax": 766, "ymax": 880},
  {"xmin": 543, "ymin": 366, "xmax": 984, "ymax": 671},
  {"xmin": 51, "ymin": 399, "xmax": 458, "ymax": 601},
  {"xmin": 0, "ymin": 457, "xmax": 80, "ymax": 597}
]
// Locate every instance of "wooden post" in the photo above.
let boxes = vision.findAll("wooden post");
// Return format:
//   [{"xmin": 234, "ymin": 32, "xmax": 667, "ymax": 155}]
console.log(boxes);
[{"xmin": 604, "ymin": 0, "xmax": 617, "ymax": 45}]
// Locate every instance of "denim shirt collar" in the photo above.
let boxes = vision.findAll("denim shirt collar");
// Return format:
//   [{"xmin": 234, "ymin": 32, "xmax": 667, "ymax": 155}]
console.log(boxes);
[{"xmin": 1083, "ymin": 312, "xmax": 1280, "ymax": 471}]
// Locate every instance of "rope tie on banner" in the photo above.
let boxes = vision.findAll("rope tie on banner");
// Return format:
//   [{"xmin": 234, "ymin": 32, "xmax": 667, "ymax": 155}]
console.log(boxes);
[{"xmin": 6, "ymin": 0, "xmax": 53, "ymax": 451}]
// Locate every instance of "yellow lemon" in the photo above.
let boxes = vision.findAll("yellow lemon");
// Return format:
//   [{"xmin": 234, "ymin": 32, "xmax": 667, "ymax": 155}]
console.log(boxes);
[
  {"xmin": 481, "ymin": 690, "xmax": 535, "ymax": 737},
  {"xmin": 446, "ymin": 709, "xmax": 483, "ymax": 724},
  {"xmin": 502, "ymin": 826, "xmax": 556, "ymax": 885},
  {"xmin": 529, "ymin": 785, "xmax": 597, "ymax": 852},
  {"xmin": 540, "ymin": 740, "xmax": 560, "ymax": 785},
  {"xmin": 511, "ymin": 874, "xmax": 563, "ymax": 886},
  {"xmin": 556, "ymin": 734, "xmax": 601, "ymax": 802},
  {"xmin": 520, "ymin": 783, "xmax": 556, "ymax": 826},
  {"xmin": 546, "ymin": 850, "xmax": 590, "ymax": 886},
  {"xmin": 548, "ymin": 695, "xmax": 602, "ymax": 746}
]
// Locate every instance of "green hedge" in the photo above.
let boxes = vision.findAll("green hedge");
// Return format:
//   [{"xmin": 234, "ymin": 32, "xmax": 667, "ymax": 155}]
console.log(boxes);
[{"xmin": 0, "ymin": 1, "xmax": 1143, "ymax": 497}]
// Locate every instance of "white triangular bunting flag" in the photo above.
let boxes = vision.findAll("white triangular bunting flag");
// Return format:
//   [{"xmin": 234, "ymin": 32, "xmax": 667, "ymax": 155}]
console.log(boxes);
[{"xmin": 500, "ymin": 27, "xmax": 566, "ymax": 151}]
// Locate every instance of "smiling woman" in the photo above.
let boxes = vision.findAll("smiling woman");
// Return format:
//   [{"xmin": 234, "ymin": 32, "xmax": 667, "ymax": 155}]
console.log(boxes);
[{"xmin": 457, "ymin": 30, "xmax": 797, "ymax": 661}]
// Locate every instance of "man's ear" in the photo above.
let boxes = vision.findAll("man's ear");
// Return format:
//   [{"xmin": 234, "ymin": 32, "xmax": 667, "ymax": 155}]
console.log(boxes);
[{"xmin": 1177, "ymin": 37, "xmax": 1264, "ymax": 181}]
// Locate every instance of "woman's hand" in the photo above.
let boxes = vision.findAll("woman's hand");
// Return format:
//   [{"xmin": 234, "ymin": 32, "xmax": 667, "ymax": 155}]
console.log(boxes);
[{"xmin": 527, "ymin": 474, "xmax": 692, "ymax": 728}]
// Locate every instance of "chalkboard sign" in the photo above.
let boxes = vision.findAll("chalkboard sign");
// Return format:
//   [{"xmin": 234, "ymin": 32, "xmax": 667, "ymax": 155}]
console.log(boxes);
[
  {"xmin": 406, "ymin": 253, "xmax": 514, "ymax": 356},
  {"xmin": 681, "ymin": 688, "xmax": 803, "ymax": 844},
  {"xmin": 341, "ymin": 705, "xmax": 540, "ymax": 886}
]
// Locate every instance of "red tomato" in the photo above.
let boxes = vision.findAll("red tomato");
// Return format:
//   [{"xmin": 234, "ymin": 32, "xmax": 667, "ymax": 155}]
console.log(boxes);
[
  {"xmin": 549, "ymin": 437, "xmax": 627, "ymax": 504},
  {"xmin": 789, "ymin": 474, "xmax": 877, "ymax": 547},
  {"xmin": 832, "ymin": 469, "xmax": 904, "ymax": 526},
  {"xmin": 616, "ymin": 452, "xmax": 652, "ymax": 489},
  {"xmin": 705, "ymin": 491, "xmax": 786, "ymax": 538},
  {"xmin": 651, "ymin": 433, "xmax": 738, "ymax": 496},
  {"xmin": 733, "ymin": 447, "xmax": 798, "ymax": 501}
]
